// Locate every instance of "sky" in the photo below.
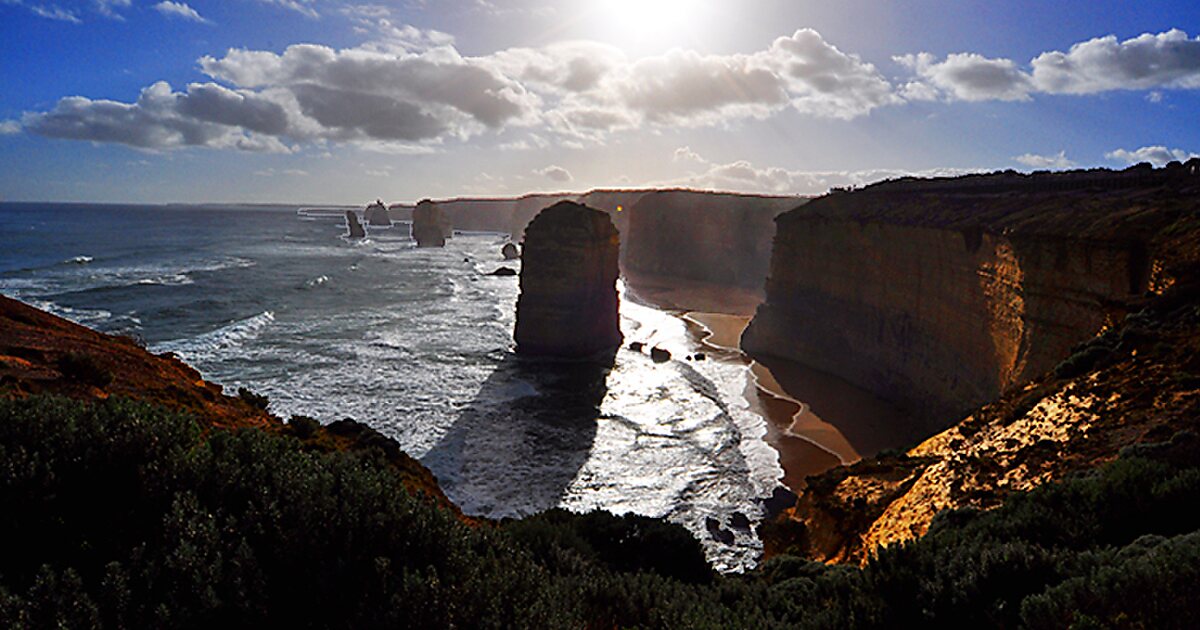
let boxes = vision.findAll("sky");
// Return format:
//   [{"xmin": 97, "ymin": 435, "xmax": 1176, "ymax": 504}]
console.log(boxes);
[{"xmin": 1, "ymin": 0, "xmax": 1199, "ymax": 203}]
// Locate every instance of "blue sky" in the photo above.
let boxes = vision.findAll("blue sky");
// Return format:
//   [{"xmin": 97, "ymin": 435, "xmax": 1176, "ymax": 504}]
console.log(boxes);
[{"xmin": 1, "ymin": 0, "xmax": 1198, "ymax": 203}]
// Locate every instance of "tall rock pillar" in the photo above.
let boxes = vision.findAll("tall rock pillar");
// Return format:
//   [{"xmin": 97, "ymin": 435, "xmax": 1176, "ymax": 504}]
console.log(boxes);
[
  {"xmin": 515, "ymin": 201, "xmax": 622, "ymax": 358},
  {"xmin": 412, "ymin": 199, "xmax": 448, "ymax": 247}
]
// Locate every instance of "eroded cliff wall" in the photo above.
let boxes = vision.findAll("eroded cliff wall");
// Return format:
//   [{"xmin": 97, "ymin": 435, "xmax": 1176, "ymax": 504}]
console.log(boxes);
[
  {"xmin": 744, "ymin": 167, "xmax": 1195, "ymax": 427},
  {"xmin": 622, "ymin": 191, "xmax": 802, "ymax": 293}
]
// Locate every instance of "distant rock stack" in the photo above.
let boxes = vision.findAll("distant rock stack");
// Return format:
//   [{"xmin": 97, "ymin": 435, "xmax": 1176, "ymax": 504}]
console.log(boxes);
[
  {"xmin": 515, "ymin": 201, "xmax": 622, "ymax": 358},
  {"xmin": 345, "ymin": 210, "xmax": 366, "ymax": 238},
  {"xmin": 412, "ymin": 199, "xmax": 448, "ymax": 247},
  {"xmin": 502, "ymin": 242, "xmax": 520, "ymax": 260},
  {"xmin": 364, "ymin": 199, "xmax": 391, "ymax": 226}
]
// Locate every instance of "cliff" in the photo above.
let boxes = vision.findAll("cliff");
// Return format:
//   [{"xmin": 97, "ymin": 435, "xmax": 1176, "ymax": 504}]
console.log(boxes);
[
  {"xmin": 622, "ymin": 191, "xmax": 802, "ymax": 306},
  {"xmin": 744, "ymin": 165, "xmax": 1199, "ymax": 427},
  {"xmin": 753, "ymin": 163, "xmax": 1200, "ymax": 563},
  {"xmin": 515, "ymin": 201, "xmax": 622, "ymax": 357}
]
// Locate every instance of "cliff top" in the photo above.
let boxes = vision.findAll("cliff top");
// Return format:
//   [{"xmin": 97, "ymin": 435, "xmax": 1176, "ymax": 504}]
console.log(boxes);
[
  {"xmin": 388, "ymin": 187, "xmax": 805, "ymax": 210},
  {"xmin": 524, "ymin": 201, "xmax": 618, "ymax": 239},
  {"xmin": 787, "ymin": 161, "xmax": 1200, "ymax": 245}
]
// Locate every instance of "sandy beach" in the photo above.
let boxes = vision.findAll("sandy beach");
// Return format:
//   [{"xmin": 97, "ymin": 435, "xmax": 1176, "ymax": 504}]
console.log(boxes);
[{"xmin": 681, "ymin": 311, "xmax": 921, "ymax": 491}]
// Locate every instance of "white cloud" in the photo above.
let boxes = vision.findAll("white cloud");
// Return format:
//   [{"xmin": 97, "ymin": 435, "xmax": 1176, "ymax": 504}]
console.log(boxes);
[
  {"xmin": 95, "ymin": 0, "xmax": 131, "ymax": 19},
  {"xmin": 535, "ymin": 165, "xmax": 572, "ymax": 182},
  {"xmin": 667, "ymin": 147, "xmax": 982, "ymax": 195},
  {"xmin": 1013, "ymin": 150, "xmax": 1075, "ymax": 169},
  {"xmin": 605, "ymin": 29, "xmax": 898, "ymax": 127},
  {"xmin": 28, "ymin": 3, "xmax": 82, "ymax": 23},
  {"xmin": 673, "ymin": 146, "xmax": 705, "ymax": 163},
  {"xmin": 896, "ymin": 52, "xmax": 1033, "ymax": 102},
  {"xmin": 22, "ymin": 81, "xmax": 293, "ymax": 153},
  {"xmin": 1032, "ymin": 29, "xmax": 1200, "ymax": 94},
  {"xmin": 1105, "ymin": 146, "xmax": 1198, "ymax": 166},
  {"xmin": 0, "ymin": 120, "xmax": 21, "ymax": 135},
  {"xmin": 153, "ymin": 2, "xmax": 211, "ymax": 24},
  {"xmin": 199, "ymin": 42, "xmax": 539, "ymax": 140},
  {"xmin": 18, "ymin": 27, "xmax": 903, "ymax": 153},
  {"xmin": 33, "ymin": 26, "xmax": 1200, "ymax": 155},
  {"xmin": 255, "ymin": 0, "xmax": 319, "ymax": 18},
  {"xmin": 899, "ymin": 29, "xmax": 1200, "ymax": 102},
  {"xmin": 4, "ymin": 0, "xmax": 132, "ymax": 22},
  {"xmin": 254, "ymin": 167, "xmax": 309, "ymax": 177}
]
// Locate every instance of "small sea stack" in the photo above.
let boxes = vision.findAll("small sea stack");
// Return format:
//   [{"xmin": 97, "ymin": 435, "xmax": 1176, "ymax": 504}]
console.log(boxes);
[
  {"xmin": 345, "ymin": 210, "xmax": 366, "ymax": 238},
  {"xmin": 364, "ymin": 199, "xmax": 391, "ymax": 226},
  {"xmin": 515, "ymin": 201, "xmax": 622, "ymax": 358},
  {"xmin": 412, "ymin": 199, "xmax": 448, "ymax": 247},
  {"xmin": 502, "ymin": 242, "xmax": 520, "ymax": 260}
]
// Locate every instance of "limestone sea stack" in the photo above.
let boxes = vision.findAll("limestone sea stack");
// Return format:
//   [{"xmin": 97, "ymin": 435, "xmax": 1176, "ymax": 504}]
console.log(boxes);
[
  {"xmin": 502, "ymin": 242, "xmax": 520, "ymax": 260},
  {"xmin": 412, "ymin": 199, "xmax": 448, "ymax": 247},
  {"xmin": 515, "ymin": 201, "xmax": 622, "ymax": 358},
  {"xmin": 345, "ymin": 210, "xmax": 366, "ymax": 238},
  {"xmin": 364, "ymin": 199, "xmax": 391, "ymax": 226}
]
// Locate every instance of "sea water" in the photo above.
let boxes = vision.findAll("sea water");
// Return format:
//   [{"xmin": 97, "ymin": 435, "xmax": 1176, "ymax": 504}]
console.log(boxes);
[{"xmin": 0, "ymin": 202, "xmax": 784, "ymax": 571}]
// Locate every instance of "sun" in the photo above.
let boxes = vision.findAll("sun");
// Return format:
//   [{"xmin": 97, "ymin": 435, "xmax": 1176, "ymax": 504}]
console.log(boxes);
[{"xmin": 597, "ymin": 0, "xmax": 705, "ymax": 42}]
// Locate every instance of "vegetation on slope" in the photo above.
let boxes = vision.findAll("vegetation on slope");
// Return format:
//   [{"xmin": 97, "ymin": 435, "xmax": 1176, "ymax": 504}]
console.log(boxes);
[{"xmin": 1, "ymin": 395, "xmax": 1198, "ymax": 628}]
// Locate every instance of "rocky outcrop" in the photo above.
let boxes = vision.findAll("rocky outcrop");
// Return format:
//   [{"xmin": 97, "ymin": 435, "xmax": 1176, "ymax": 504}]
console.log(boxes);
[
  {"xmin": 622, "ymin": 191, "xmax": 802, "ymax": 298},
  {"xmin": 744, "ymin": 166, "xmax": 1200, "ymax": 428},
  {"xmin": 515, "ymin": 201, "xmax": 622, "ymax": 358},
  {"xmin": 345, "ymin": 210, "xmax": 366, "ymax": 238},
  {"xmin": 412, "ymin": 199, "xmax": 449, "ymax": 247},
  {"xmin": 364, "ymin": 199, "xmax": 391, "ymax": 226},
  {"xmin": 502, "ymin": 242, "xmax": 520, "ymax": 260}
]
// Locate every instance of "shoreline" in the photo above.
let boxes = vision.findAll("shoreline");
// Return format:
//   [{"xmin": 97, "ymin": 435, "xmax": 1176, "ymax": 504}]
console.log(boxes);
[
  {"xmin": 622, "ymin": 277, "xmax": 866, "ymax": 491},
  {"xmin": 622, "ymin": 275, "xmax": 920, "ymax": 492},
  {"xmin": 681, "ymin": 312, "xmax": 857, "ymax": 490}
]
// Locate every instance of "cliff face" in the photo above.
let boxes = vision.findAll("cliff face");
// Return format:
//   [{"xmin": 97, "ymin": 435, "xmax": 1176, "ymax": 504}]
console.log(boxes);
[
  {"xmin": 753, "ymin": 164, "xmax": 1200, "ymax": 563},
  {"xmin": 744, "ymin": 168, "xmax": 1198, "ymax": 426},
  {"xmin": 515, "ymin": 201, "xmax": 622, "ymax": 357},
  {"xmin": 623, "ymin": 191, "xmax": 802, "ymax": 295}
]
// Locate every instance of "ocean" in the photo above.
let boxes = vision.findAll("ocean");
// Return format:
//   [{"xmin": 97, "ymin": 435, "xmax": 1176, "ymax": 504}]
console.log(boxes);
[{"xmin": 0, "ymin": 202, "xmax": 784, "ymax": 571}]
